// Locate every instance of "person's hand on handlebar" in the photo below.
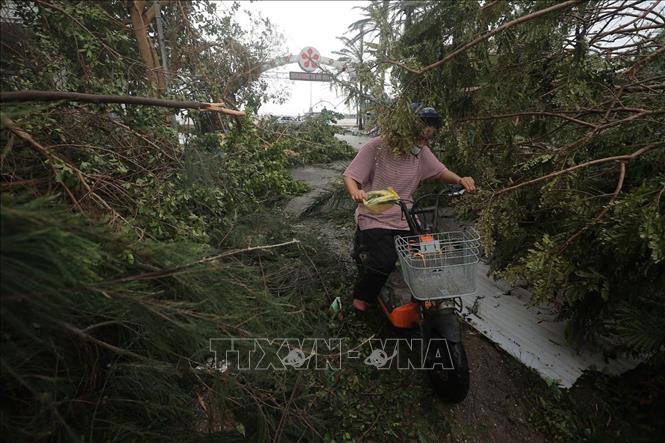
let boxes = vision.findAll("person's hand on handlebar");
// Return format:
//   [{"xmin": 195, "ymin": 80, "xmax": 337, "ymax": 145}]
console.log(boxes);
[
  {"xmin": 437, "ymin": 169, "xmax": 477, "ymax": 193},
  {"xmin": 457, "ymin": 176, "xmax": 476, "ymax": 193}
]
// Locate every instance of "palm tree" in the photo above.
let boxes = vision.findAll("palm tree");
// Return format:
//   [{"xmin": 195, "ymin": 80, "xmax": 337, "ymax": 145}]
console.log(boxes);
[
  {"xmin": 333, "ymin": 31, "xmax": 367, "ymax": 128},
  {"xmin": 332, "ymin": 1, "xmax": 430, "ymax": 129}
]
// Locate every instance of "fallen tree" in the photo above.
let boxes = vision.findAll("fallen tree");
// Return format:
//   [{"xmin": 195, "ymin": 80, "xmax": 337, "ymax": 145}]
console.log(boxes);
[{"xmin": 344, "ymin": 0, "xmax": 665, "ymax": 355}]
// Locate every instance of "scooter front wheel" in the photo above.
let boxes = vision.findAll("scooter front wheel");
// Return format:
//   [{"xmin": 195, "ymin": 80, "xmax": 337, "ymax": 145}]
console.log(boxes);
[{"xmin": 425, "ymin": 331, "xmax": 470, "ymax": 403}]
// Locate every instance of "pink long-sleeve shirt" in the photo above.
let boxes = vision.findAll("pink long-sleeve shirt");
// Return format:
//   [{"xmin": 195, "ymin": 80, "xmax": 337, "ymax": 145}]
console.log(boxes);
[{"xmin": 343, "ymin": 137, "xmax": 447, "ymax": 231}]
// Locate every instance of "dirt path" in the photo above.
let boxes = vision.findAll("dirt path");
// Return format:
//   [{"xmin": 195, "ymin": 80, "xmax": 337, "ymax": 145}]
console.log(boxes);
[
  {"xmin": 286, "ymin": 159, "xmax": 548, "ymax": 442},
  {"xmin": 284, "ymin": 161, "xmax": 347, "ymax": 217}
]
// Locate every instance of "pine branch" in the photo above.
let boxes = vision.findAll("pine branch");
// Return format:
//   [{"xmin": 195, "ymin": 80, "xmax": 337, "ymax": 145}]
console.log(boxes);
[
  {"xmin": 386, "ymin": 0, "xmax": 584, "ymax": 75},
  {"xmin": 493, "ymin": 142, "xmax": 663, "ymax": 196},
  {"xmin": 0, "ymin": 114, "xmax": 130, "ymax": 224},
  {"xmin": 107, "ymin": 239, "xmax": 301, "ymax": 283},
  {"xmin": 458, "ymin": 111, "xmax": 598, "ymax": 129},
  {"xmin": 625, "ymin": 45, "xmax": 665, "ymax": 81},
  {"xmin": 555, "ymin": 160, "xmax": 627, "ymax": 253}
]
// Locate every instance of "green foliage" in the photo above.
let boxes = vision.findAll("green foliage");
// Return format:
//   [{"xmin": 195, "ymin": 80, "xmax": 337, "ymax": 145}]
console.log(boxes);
[
  {"xmin": 0, "ymin": 1, "xmax": 351, "ymax": 440},
  {"xmin": 0, "ymin": 195, "xmax": 348, "ymax": 442},
  {"xmin": 377, "ymin": 95, "xmax": 422, "ymax": 155},
  {"xmin": 301, "ymin": 181, "xmax": 357, "ymax": 220},
  {"xmin": 498, "ymin": 179, "xmax": 665, "ymax": 349},
  {"xmin": 2, "ymin": 0, "xmax": 663, "ymax": 440},
  {"xmin": 258, "ymin": 111, "xmax": 355, "ymax": 166},
  {"xmin": 2, "ymin": 104, "xmax": 310, "ymax": 243},
  {"xmin": 338, "ymin": 4, "xmax": 665, "ymax": 437},
  {"xmin": 3, "ymin": 1, "xmax": 142, "ymax": 95},
  {"xmin": 2, "ymin": 0, "xmax": 285, "ymax": 120},
  {"xmin": 353, "ymin": 0, "xmax": 665, "ymax": 357},
  {"xmin": 1, "ymin": 0, "xmax": 304, "ymax": 243},
  {"xmin": 128, "ymin": 117, "xmax": 309, "ymax": 242}
]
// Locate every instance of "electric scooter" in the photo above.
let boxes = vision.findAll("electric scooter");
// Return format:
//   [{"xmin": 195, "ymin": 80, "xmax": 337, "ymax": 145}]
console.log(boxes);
[{"xmin": 377, "ymin": 186, "xmax": 480, "ymax": 403}]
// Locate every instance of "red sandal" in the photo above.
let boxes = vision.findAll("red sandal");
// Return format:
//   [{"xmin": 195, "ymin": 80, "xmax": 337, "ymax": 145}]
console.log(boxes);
[{"xmin": 352, "ymin": 299, "xmax": 369, "ymax": 312}]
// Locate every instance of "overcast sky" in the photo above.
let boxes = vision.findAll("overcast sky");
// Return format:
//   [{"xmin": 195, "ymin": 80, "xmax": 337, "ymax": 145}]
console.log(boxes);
[{"xmin": 234, "ymin": 0, "xmax": 369, "ymax": 116}]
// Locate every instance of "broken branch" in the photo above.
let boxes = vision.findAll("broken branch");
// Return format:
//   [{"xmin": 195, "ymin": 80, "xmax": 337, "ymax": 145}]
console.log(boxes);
[
  {"xmin": 1, "ymin": 114, "xmax": 130, "ymax": 224},
  {"xmin": 458, "ymin": 111, "xmax": 598, "ymax": 129},
  {"xmin": 494, "ymin": 143, "xmax": 662, "ymax": 196},
  {"xmin": 0, "ymin": 90, "xmax": 245, "ymax": 116}
]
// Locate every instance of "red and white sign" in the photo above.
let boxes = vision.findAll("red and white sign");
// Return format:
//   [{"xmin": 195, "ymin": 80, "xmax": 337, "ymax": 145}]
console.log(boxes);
[{"xmin": 298, "ymin": 46, "xmax": 320, "ymax": 72}]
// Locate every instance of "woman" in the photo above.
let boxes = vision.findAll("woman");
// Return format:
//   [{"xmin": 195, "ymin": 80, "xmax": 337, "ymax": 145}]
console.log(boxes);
[{"xmin": 342, "ymin": 106, "xmax": 476, "ymax": 312}]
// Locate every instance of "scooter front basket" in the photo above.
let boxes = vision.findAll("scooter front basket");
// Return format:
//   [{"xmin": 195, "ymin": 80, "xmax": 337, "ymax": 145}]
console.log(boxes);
[{"xmin": 395, "ymin": 229, "xmax": 481, "ymax": 300}]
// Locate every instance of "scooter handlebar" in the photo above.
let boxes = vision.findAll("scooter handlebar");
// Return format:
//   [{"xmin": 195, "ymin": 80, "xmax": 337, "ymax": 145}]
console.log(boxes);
[
  {"xmin": 405, "ymin": 185, "xmax": 467, "ymax": 234},
  {"xmin": 445, "ymin": 185, "xmax": 466, "ymax": 198}
]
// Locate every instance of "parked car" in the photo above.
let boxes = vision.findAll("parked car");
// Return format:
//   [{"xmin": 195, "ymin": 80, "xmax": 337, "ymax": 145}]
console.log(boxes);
[{"xmin": 275, "ymin": 115, "xmax": 297, "ymax": 124}]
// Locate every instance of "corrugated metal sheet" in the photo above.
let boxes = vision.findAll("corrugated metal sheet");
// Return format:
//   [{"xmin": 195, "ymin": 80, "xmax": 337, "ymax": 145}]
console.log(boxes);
[{"xmin": 461, "ymin": 263, "xmax": 642, "ymax": 388}]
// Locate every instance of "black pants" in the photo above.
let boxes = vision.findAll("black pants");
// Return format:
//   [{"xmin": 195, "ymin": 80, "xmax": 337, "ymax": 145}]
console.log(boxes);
[{"xmin": 352, "ymin": 228, "xmax": 411, "ymax": 302}]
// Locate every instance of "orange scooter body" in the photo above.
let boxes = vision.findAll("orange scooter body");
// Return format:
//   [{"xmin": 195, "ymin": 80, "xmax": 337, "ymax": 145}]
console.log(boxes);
[
  {"xmin": 378, "ymin": 297, "xmax": 420, "ymax": 329},
  {"xmin": 377, "ymin": 233, "xmax": 435, "ymax": 329}
]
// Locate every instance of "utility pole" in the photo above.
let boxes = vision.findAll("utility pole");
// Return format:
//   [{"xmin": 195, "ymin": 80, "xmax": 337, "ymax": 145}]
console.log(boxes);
[{"xmin": 358, "ymin": 23, "xmax": 364, "ymax": 130}]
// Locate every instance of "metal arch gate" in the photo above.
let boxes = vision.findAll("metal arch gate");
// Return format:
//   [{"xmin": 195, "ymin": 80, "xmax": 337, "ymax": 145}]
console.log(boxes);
[
  {"xmin": 258, "ymin": 46, "xmax": 355, "ymax": 113},
  {"xmin": 258, "ymin": 47, "xmax": 354, "ymax": 77}
]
